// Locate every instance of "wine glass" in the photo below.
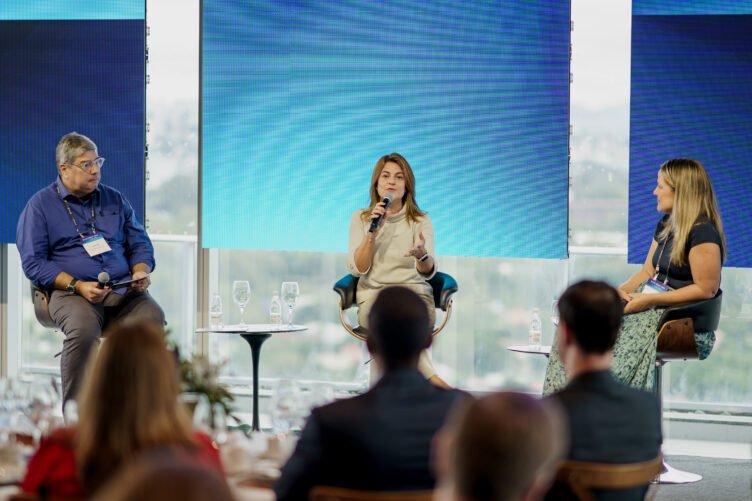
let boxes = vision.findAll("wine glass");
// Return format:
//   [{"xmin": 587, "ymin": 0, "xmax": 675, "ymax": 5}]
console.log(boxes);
[
  {"xmin": 550, "ymin": 299, "xmax": 560, "ymax": 327},
  {"xmin": 232, "ymin": 281, "xmax": 251, "ymax": 327},
  {"xmin": 209, "ymin": 293, "xmax": 224, "ymax": 328},
  {"xmin": 280, "ymin": 282, "xmax": 299, "ymax": 327}
]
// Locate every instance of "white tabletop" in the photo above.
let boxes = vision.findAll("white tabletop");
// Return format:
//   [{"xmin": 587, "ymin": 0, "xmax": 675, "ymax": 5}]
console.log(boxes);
[
  {"xmin": 507, "ymin": 345, "xmax": 552, "ymax": 355},
  {"xmin": 196, "ymin": 324, "xmax": 307, "ymax": 334}
]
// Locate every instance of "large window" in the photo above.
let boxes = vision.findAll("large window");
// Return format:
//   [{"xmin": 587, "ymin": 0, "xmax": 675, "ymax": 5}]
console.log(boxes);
[{"xmin": 8, "ymin": 0, "xmax": 752, "ymax": 417}]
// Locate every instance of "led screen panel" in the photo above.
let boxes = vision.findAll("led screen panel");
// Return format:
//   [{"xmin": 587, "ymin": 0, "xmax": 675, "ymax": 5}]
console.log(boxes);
[
  {"xmin": 0, "ymin": 2, "xmax": 146, "ymax": 244},
  {"xmin": 629, "ymin": 1, "xmax": 752, "ymax": 267},
  {"xmin": 202, "ymin": 0, "xmax": 571, "ymax": 258}
]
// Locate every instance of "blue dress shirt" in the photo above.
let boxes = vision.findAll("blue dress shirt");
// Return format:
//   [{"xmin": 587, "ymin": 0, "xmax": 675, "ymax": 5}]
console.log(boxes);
[{"xmin": 16, "ymin": 178, "xmax": 155, "ymax": 290}]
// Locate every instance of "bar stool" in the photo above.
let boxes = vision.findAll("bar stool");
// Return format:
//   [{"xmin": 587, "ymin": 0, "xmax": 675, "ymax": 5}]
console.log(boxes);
[{"xmin": 653, "ymin": 290, "xmax": 722, "ymax": 484}]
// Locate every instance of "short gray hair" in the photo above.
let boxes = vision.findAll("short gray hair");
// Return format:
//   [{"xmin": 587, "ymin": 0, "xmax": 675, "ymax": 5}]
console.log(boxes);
[{"xmin": 56, "ymin": 132, "xmax": 98, "ymax": 171}]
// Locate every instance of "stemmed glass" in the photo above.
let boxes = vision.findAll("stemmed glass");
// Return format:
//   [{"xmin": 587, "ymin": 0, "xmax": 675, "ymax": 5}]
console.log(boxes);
[
  {"xmin": 232, "ymin": 281, "xmax": 251, "ymax": 327},
  {"xmin": 280, "ymin": 282, "xmax": 299, "ymax": 327},
  {"xmin": 550, "ymin": 299, "xmax": 560, "ymax": 327}
]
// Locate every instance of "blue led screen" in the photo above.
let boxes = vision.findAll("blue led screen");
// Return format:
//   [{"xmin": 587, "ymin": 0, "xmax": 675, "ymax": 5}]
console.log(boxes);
[
  {"xmin": 202, "ymin": 0, "xmax": 571, "ymax": 258},
  {"xmin": 629, "ymin": 2, "xmax": 752, "ymax": 267},
  {"xmin": 0, "ymin": 5, "xmax": 145, "ymax": 244}
]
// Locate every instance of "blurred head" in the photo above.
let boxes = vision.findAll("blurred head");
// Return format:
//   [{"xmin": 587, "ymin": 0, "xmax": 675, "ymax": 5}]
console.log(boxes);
[
  {"xmin": 56, "ymin": 132, "xmax": 102, "ymax": 197},
  {"xmin": 76, "ymin": 321, "xmax": 196, "ymax": 494},
  {"xmin": 557, "ymin": 280, "xmax": 623, "ymax": 356},
  {"xmin": 94, "ymin": 448, "xmax": 233, "ymax": 501},
  {"xmin": 655, "ymin": 158, "xmax": 725, "ymax": 265},
  {"xmin": 364, "ymin": 153, "xmax": 426, "ymax": 223},
  {"xmin": 438, "ymin": 393, "xmax": 566, "ymax": 501},
  {"xmin": 366, "ymin": 286, "xmax": 432, "ymax": 371}
]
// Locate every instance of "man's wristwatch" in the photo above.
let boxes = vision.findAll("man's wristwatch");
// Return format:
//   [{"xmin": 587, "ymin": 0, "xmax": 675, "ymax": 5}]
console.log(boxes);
[{"xmin": 66, "ymin": 278, "xmax": 79, "ymax": 294}]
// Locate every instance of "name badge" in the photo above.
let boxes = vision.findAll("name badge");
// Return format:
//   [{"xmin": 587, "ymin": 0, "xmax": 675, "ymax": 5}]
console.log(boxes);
[
  {"xmin": 643, "ymin": 277, "xmax": 671, "ymax": 295},
  {"xmin": 82, "ymin": 234, "xmax": 112, "ymax": 257}
]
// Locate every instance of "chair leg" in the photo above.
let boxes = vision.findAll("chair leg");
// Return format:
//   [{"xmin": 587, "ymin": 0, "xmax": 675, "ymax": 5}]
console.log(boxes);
[{"xmin": 652, "ymin": 359, "xmax": 703, "ymax": 484}]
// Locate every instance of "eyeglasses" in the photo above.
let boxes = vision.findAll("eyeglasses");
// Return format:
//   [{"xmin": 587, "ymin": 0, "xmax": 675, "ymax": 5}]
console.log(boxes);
[{"xmin": 68, "ymin": 157, "xmax": 105, "ymax": 173}]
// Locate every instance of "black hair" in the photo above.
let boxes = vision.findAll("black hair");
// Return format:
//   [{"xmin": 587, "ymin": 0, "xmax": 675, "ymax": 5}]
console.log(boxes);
[{"xmin": 558, "ymin": 280, "xmax": 623, "ymax": 354}]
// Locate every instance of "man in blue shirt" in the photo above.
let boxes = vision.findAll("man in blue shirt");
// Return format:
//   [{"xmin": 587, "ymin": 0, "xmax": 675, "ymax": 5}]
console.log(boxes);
[{"xmin": 17, "ymin": 132, "xmax": 164, "ymax": 405}]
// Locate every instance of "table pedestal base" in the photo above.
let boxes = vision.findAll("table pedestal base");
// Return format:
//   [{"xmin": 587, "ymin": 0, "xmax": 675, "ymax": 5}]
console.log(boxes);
[
  {"xmin": 652, "ymin": 461, "xmax": 702, "ymax": 484},
  {"xmin": 240, "ymin": 333, "xmax": 271, "ymax": 432}
]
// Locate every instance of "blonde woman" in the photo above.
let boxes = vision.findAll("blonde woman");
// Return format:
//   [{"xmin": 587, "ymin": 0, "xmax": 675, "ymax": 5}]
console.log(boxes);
[
  {"xmin": 544, "ymin": 158, "xmax": 725, "ymax": 394},
  {"xmin": 21, "ymin": 322, "xmax": 223, "ymax": 497},
  {"xmin": 348, "ymin": 153, "xmax": 448, "ymax": 387}
]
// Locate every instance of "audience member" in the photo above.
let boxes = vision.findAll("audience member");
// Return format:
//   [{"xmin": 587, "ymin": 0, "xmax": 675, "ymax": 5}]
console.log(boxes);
[
  {"xmin": 435, "ymin": 392, "xmax": 565, "ymax": 501},
  {"xmin": 274, "ymin": 286, "xmax": 466, "ymax": 501},
  {"xmin": 94, "ymin": 448, "xmax": 234, "ymax": 501},
  {"xmin": 21, "ymin": 321, "xmax": 223, "ymax": 498},
  {"xmin": 545, "ymin": 280, "xmax": 662, "ymax": 500}
]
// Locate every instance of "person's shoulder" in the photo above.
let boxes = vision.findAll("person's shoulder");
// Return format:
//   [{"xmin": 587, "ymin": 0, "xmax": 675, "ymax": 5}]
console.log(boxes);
[
  {"xmin": 415, "ymin": 211, "xmax": 432, "ymax": 223},
  {"xmin": 96, "ymin": 183, "xmax": 125, "ymax": 198},
  {"xmin": 192, "ymin": 430, "xmax": 220, "ymax": 451},
  {"xmin": 26, "ymin": 181, "xmax": 57, "ymax": 205},
  {"xmin": 351, "ymin": 207, "xmax": 368, "ymax": 222},
  {"xmin": 39, "ymin": 426, "xmax": 77, "ymax": 450},
  {"xmin": 622, "ymin": 382, "xmax": 659, "ymax": 405},
  {"xmin": 692, "ymin": 217, "xmax": 718, "ymax": 230},
  {"xmin": 686, "ymin": 219, "xmax": 723, "ymax": 252}
]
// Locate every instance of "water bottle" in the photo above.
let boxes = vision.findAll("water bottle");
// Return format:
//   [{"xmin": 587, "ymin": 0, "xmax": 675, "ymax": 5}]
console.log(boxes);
[
  {"xmin": 528, "ymin": 307, "xmax": 542, "ymax": 351},
  {"xmin": 270, "ymin": 291, "xmax": 282, "ymax": 326}
]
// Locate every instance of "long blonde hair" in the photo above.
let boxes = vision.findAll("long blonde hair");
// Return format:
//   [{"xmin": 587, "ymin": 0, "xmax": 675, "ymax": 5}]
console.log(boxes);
[
  {"xmin": 76, "ymin": 321, "xmax": 196, "ymax": 494},
  {"xmin": 657, "ymin": 158, "xmax": 725, "ymax": 266},
  {"xmin": 360, "ymin": 153, "xmax": 426, "ymax": 224}
]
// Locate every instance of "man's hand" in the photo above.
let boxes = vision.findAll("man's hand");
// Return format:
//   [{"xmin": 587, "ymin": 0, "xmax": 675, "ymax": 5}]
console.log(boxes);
[
  {"xmin": 76, "ymin": 281, "xmax": 111, "ymax": 304},
  {"xmin": 130, "ymin": 270, "xmax": 151, "ymax": 293}
]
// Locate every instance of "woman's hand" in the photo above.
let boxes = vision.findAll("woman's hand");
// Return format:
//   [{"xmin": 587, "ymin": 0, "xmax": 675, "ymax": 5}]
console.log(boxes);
[
  {"xmin": 616, "ymin": 288, "xmax": 632, "ymax": 304},
  {"xmin": 404, "ymin": 231, "xmax": 428, "ymax": 260},
  {"xmin": 369, "ymin": 201, "xmax": 390, "ymax": 234},
  {"xmin": 623, "ymin": 292, "xmax": 654, "ymax": 314}
]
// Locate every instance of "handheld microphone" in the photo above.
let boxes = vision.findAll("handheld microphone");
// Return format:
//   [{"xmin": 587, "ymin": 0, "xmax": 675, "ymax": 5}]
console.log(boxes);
[
  {"xmin": 368, "ymin": 193, "xmax": 395, "ymax": 233},
  {"xmin": 97, "ymin": 271, "xmax": 110, "ymax": 289}
]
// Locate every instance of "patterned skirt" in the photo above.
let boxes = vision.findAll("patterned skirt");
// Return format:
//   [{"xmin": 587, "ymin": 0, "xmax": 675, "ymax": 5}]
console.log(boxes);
[{"xmin": 543, "ymin": 301, "xmax": 715, "ymax": 396}]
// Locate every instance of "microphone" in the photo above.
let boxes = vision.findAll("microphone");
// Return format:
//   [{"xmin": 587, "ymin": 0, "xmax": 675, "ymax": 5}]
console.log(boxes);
[
  {"xmin": 368, "ymin": 193, "xmax": 395, "ymax": 233},
  {"xmin": 97, "ymin": 271, "xmax": 110, "ymax": 289}
]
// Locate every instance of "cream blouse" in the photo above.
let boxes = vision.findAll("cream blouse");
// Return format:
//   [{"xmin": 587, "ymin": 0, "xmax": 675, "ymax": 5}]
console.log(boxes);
[{"xmin": 347, "ymin": 205, "xmax": 436, "ymax": 309}]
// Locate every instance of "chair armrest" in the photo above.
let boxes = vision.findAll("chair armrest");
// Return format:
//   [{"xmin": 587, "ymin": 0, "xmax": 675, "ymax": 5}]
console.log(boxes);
[
  {"xmin": 333, "ymin": 274, "xmax": 359, "ymax": 310},
  {"xmin": 658, "ymin": 289, "xmax": 722, "ymax": 333},
  {"xmin": 428, "ymin": 272, "xmax": 458, "ymax": 311}
]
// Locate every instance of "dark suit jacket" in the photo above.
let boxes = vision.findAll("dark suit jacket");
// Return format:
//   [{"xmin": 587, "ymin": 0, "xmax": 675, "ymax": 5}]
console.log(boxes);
[
  {"xmin": 546, "ymin": 370, "xmax": 663, "ymax": 501},
  {"xmin": 274, "ymin": 368, "xmax": 465, "ymax": 501}
]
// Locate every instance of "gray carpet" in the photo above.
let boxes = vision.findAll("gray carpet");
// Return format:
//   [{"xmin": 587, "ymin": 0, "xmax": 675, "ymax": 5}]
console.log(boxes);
[{"xmin": 649, "ymin": 456, "xmax": 752, "ymax": 501}]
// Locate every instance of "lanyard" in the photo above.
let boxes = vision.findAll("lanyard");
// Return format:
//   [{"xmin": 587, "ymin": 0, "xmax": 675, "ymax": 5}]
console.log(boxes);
[
  {"xmin": 55, "ymin": 182, "xmax": 96, "ymax": 240},
  {"xmin": 653, "ymin": 237, "xmax": 671, "ymax": 285}
]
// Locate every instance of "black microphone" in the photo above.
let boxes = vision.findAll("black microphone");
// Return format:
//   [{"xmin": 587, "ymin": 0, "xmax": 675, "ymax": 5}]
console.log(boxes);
[
  {"xmin": 368, "ymin": 193, "xmax": 395, "ymax": 233},
  {"xmin": 97, "ymin": 271, "xmax": 110, "ymax": 289}
]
